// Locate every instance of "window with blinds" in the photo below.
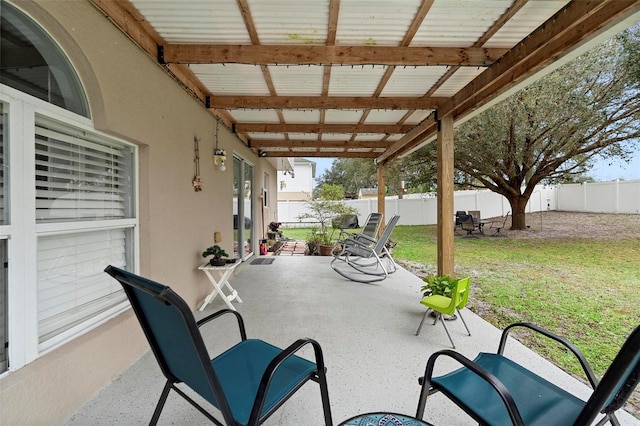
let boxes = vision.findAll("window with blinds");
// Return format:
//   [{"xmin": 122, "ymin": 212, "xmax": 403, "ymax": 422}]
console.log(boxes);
[
  {"xmin": 35, "ymin": 117, "xmax": 134, "ymax": 222},
  {"xmin": 37, "ymin": 229, "xmax": 129, "ymax": 345},
  {"xmin": 34, "ymin": 117, "xmax": 135, "ymax": 349}
]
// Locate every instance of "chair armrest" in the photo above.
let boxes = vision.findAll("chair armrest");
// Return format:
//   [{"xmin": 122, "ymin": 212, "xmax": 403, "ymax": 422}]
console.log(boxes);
[
  {"xmin": 342, "ymin": 238, "xmax": 376, "ymax": 257},
  {"xmin": 498, "ymin": 322, "xmax": 597, "ymax": 388},
  {"xmin": 356, "ymin": 234, "xmax": 377, "ymax": 244},
  {"xmin": 337, "ymin": 229, "xmax": 358, "ymax": 241},
  {"xmin": 417, "ymin": 349, "xmax": 524, "ymax": 425},
  {"xmin": 196, "ymin": 308, "xmax": 247, "ymax": 341},
  {"xmin": 249, "ymin": 338, "xmax": 327, "ymax": 424}
]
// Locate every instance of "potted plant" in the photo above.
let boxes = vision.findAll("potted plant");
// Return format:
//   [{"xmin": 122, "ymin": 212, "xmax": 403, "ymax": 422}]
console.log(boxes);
[
  {"xmin": 305, "ymin": 229, "xmax": 319, "ymax": 255},
  {"xmin": 297, "ymin": 184, "xmax": 357, "ymax": 256},
  {"xmin": 420, "ymin": 274, "xmax": 458, "ymax": 320},
  {"xmin": 316, "ymin": 229, "xmax": 335, "ymax": 256},
  {"xmin": 202, "ymin": 245, "xmax": 229, "ymax": 266},
  {"xmin": 267, "ymin": 221, "xmax": 282, "ymax": 240}
]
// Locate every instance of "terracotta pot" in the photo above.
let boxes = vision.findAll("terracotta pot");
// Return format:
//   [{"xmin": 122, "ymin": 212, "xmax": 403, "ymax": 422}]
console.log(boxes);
[{"xmin": 318, "ymin": 244, "xmax": 334, "ymax": 256}]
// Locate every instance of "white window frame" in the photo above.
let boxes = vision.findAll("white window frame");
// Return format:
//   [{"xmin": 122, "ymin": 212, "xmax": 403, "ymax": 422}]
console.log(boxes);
[{"xmin": 0, "ymin": 85, "xmax": 139, "ymax": 372}]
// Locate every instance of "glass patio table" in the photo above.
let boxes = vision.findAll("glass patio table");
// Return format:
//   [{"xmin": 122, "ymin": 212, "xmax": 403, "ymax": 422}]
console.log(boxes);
[{"xmin": 338, "ymin": 411, "xmax": 433, "ymax": 426}]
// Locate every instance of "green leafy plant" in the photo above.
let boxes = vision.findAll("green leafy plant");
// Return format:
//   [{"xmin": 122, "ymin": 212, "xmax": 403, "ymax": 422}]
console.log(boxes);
[
  {"xmin": 202, "ymin": 245, "xmax": 228, "ymax": 260},
  {"xmin": 305, "ymin": 228, "xmax": 333, "ymax": 255},
  {"xmin": 421, "ymin": 274, "xmax": 457, "ymax": 298},
  {"xmin": 296, "ymin": 184, "xmax": 357, "ymax": 243}
]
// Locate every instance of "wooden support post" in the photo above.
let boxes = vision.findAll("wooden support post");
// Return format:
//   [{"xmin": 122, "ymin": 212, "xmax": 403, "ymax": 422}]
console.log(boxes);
[
  {"xmin": 377, "ymin": 164, "xmax": 386, "ymax": 235},
  {"xmin": 437, "ymin": 115, "xmax": 455, "ymax": 276}
]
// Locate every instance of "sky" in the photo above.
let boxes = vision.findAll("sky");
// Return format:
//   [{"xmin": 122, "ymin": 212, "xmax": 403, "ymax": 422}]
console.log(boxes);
[{"xmin": 311, "ymin": 151, "xmax": 640, "ymax": 187}]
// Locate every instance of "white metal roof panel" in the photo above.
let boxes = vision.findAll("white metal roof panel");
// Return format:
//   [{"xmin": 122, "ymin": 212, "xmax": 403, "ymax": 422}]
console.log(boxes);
[
  {"xmin": 190, "ymin": 64, "xmax": 270, "ymax": 95},
  {"xmin": 321, "ymin": 133, "xmax": 356, "ymax": 141},
  {"xmin": 324, "ymin": 110, "xmax": 364, "ymax": 124},
  {"xmin": 247, "ymin": 133, "xmax": 285, "ymax": 140},
  {"xmin": 380, "ymin": 66, "xmax": 449, "ymax": 96},
  {"xmin": 336, "ymin": 0, "xmax": 423, "ymax": 46},
  {"xmin": 130, "ymin": 0, "xmax": 250, "ymax": 43},
  {"xmin": 412, "ymin": 0, "xmax": 512, "ymax": 47},
  {"xmin": 246, "ymin": 0, "xmax": 328, "ymax": 44},
  {"xmin": 282, "ymin": 110, "xmax": 321, "ymax": 123},
  {"xmin": 365, "ymin": 110, "xmax": 411, "ymax": 124},
  {"xmin": 328, "ymin": 65, "xmax": 388, "ymax": 96},
  {"xmin": 404, "ymin": 110, "xmax": 432, "ymax": 124},
  {"xmin": 353, "ymin": 134, "xmax": 389, "ymax": 141},
  {"xmin": 268, "ymin": 66, "xmax": 324, "ymax": 96},
  {"xmin": 228, "ymin": 110, "xmax": 280, "ymax": 123},
  {"xmin": 431, "ymin": 67, "xmax": 484, "ymax": 97},
  {"xmin": 286, "ymin": 133, "xmax": 321, "ymax": 141},
  {"xmin": 487, "ymin": 1, "xmax": 570, "ymax": 48}
]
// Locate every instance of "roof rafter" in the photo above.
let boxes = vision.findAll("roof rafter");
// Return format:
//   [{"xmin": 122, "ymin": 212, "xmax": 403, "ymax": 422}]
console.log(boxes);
[
  {"xmin": 249, "ymin": 140, "xmax": 391, "ymax": 149},
  {"xmin": 235, "ymin": 123, "xmax": 414, "ymax": 133},
  {"xmin": 208, "ymin": 96, "xmax": 444, "ymax": 110},
  {"xmin": 266, "ymin": 151, "xmax": 380, "ymax": 158},
  {"xmin": 159, "ymin": 45, "xmax": 508, "ymax": 66},
  {"xmin": 377, "ymin": 0, "xmax": 640, "ymax": 163}
]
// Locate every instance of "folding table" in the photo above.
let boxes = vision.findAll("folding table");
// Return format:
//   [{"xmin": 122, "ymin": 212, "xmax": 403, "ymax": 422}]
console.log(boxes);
[{"xmin": 198, "ymin": 261, "xmax": 242, "ymax": 311}]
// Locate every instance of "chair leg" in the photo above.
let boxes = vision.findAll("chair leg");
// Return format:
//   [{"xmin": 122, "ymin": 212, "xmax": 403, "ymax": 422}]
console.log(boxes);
[
  {"xmin": 595, "ymin": 412, "xmax": 620, "ymax": 426},
  {"xmin": 317, "ymin": 372, "xmax": 333, "ymax": 426},
  {"xmin": 150, "ymin": 380, "xmax": 172, "ymax": 426},
  {"xmin": 457, "ymin": 309, "xmax": 471, "ymax": 336},
  {"xmin": 415, "ymin": 309, "xmax": 431, "ymax": 336},
  {"xmin": 437, "ymin": 314, "xmax": 456, "ymax": 349}
]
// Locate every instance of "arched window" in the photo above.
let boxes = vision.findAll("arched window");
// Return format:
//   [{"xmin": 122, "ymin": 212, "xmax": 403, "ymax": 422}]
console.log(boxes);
[{"xmin": 0, "ymin": 2, "xmax": 89, "ymax": 117}]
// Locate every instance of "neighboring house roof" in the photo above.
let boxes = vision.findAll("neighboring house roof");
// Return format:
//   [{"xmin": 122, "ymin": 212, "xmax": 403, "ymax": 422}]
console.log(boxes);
[{"xmin": 294, "ymin": 158, "xmax": 316, "ymax": 178}]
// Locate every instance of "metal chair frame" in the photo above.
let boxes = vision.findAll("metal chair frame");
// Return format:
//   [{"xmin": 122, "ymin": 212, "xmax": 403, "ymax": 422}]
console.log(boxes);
[
  {"xmin": 417, "ymin": 322, "xmax": 640, "ymax": 426},
  {"xmin": 330, "ymin": 215, "xmax": 400, "ymax": 283},
  {"xmin": 104, "ymin": 266, "xmax": 333, "ymax": 426},
  {"xmin": 415, "ymin": 277, "xmax": 471, "ymax": 348},
  {"xmin": 490, "ymin": 211, "xmax": 510, "ymax": 236},
  {"xmin": 332, "ymin": 212, "xmax": 383, "ymax": 254}
]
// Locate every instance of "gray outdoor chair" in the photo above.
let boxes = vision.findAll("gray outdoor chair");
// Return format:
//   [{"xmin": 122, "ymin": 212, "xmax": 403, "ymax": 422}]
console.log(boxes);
[
  {"xmin": 490, "ymin": 211, "xmax": 510, "ymax": 236},
  {"xmin": 332, "ymin": 212, "xmax": 383, "ymax": 255},
  {"xmin": 460, "ymin": 214, "xmax": 477, "ymax": 237},
  {"xmin": 330, "ymin": 215, "xmax": 400, "ymax": 283}
]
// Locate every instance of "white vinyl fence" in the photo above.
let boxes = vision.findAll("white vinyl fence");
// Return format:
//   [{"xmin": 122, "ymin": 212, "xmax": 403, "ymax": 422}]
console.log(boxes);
[{"xmin": 277, "ymin": 179, "xmax": 640, "ymax": 227}]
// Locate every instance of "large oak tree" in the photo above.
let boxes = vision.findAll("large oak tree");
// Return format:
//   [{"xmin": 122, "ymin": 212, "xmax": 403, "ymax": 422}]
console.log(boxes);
[
  {"xmin": 416, "ymin": 28, "xmax": 640, "ymax": 229},
  {"xmin": 316, "ymin": 29, "xmax": 640, "ymax": 230}
]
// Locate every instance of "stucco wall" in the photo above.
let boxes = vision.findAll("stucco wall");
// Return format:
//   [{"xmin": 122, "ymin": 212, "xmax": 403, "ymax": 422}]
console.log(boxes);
[{"xmin": 1, "ymin": 1, "xmax": 277, "ymax": 423}]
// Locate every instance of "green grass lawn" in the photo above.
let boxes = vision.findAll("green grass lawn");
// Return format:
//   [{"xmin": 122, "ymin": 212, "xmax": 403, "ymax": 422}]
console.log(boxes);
[{"xmin": 281, "ymin": 224, "xmax": 640, "ymax": 380}]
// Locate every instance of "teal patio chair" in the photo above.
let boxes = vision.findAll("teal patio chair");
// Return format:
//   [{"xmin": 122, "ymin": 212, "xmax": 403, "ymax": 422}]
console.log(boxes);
[
  {"xmin": 416, "ymin": 322, "xmax": 640, "ymax": 426},
  {"xmin": 415, "ymin": 276, "xmax": 471, "ymax": 348},
  {"xmin": 104, "ymin": 265, "xmax": 333, "ymax": 426}
]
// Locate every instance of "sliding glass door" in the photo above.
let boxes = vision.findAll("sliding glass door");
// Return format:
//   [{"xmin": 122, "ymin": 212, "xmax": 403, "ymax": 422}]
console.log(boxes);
[{"xmin": 232, "ymin": 157, "xmax": 254, "ymax": 260}]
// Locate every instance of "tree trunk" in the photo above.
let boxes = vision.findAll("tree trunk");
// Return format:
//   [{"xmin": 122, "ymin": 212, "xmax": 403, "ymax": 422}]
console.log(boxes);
[{"xmin": 507, "ymin": 195, "xmax": 529, "ymax": 230}]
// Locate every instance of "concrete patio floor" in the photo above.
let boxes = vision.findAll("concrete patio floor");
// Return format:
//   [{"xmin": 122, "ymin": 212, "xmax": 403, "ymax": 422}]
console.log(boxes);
[{"xmin": 66, "ymin": 256, "xmax": 639, "ymax": 425}]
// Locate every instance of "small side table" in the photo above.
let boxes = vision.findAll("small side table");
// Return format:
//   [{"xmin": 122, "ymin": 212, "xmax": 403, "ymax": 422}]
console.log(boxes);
[
  {"xmin": 338, "ymin": 412, "xmax": 433, "ymax": 426},
  {"xmin": 198, "ymin": 262, "xmax": 242, "ymax": 311}
]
